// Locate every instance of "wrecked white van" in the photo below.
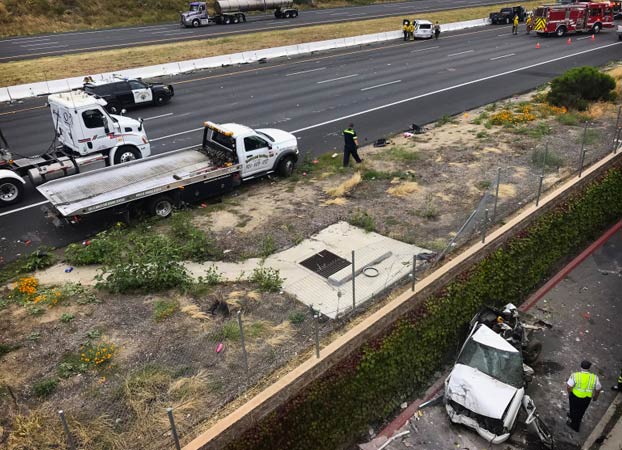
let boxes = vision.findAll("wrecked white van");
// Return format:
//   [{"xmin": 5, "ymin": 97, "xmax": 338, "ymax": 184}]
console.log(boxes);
[{"xmin": 444, "ymin": 323, "xmax": 528, "ymax": 444}]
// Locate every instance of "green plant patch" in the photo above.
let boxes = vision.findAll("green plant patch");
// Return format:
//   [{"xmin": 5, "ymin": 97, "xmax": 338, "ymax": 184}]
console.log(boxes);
[
  {"xmin": 531, "ymin": 148, "xmax": 565, "ymax": 169},
  {"xmin": 250, "ymin": 266, "xmax": 284, "ymax": 293},
  {"xmin": 289, "ymin": 312, "xmax": 307, "ymax": 325},
  {"xmin": 577, "ymin": 129, "xmax": 601, "ymax": 146},
  {"xmin": 153, "ymin": 299, "xmax": 178, "ymax": 322},
  {"xmin": 57, "ymin": 352, "xmax": 88, "ymax": 378},
  {"xmin": 0, "ymin": 343, "xmax": 20, "ymax": 358},
  {"xmin": 33, "ymin": 378, "xmax": 58, "ymax": 398},
  {"xmin": 557, "ymin": 112, "xmax": 590, "ymax": 126},
  {"xmin": 260, "ymin": 235, "xmax": 278, "ymax": 259},
  {"xmin": 222, "ymin": 165, "xmax": 622, "ymax": 450},
  {"xmin": 60, "ymin": 313, "xmax": 75, "ymax": 323},
  {"xmin": 436, "ymin": 114, "xmax": 458, "ymax": 126},
  {"xmin": 349, "ymin": 210, "xmax": 375, "ymax": 232},
  {"xmin": 380, "ymin": 146, "xmax": 420, "ymax": 163},
  {"xmin": 547, "ymin": 66, "xmax": 616, "ymax": 110}
]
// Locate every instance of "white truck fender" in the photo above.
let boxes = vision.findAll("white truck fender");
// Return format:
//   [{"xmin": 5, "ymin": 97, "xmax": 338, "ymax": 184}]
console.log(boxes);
[
  {"xmin": 0, "ymin": 169, "xmax": 26, "ymax": 184},
  {"xmin": 108, "ymin": 144, "xmax": 148, "ymax": 165}
]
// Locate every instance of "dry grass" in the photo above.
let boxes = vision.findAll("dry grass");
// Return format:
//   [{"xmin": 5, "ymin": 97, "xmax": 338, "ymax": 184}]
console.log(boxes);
[
  {"xmin": 587, "ymin": 102, "xmax": 613, "ymax": 120},
  {"xmin": 325, "ymin": 172, "xmax": 362, "ymax": 197},
  {"xmin": 386, "ymin": 181, "xmax": 419, "ymax": 197},
  {"xmin": 606, "ymin": 66, "xmax": 622, "ymax": 98},
  {"xmin": 181, "ymin": 303, "xmax": 210, "ymax": 320},
  {"xmin": 323, "ymin": 197, "xmax": 348, "ymax": 206},
  {"xmin": 0, "ymin": 1, "xmax": 543, "ymax": 86}
]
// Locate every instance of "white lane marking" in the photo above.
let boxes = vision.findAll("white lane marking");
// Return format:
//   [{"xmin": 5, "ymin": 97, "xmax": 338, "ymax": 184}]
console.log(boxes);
[
  {"xmin": 347, "ymin": 13, "xmax": 368, "ymax": 16},
  {"xmin": 490, "ymin": 53, "xmax": 515, "ymax": 60},
  {"xmin": 285, "ymin": 67, "xmax": 327, "ymax": 76},
  {"xmin": 497, "ymin": 33, "xmax": 513, "ymax": 36},
  {"xmin": 329, "ymin": 12, "xmax": 349, "ymax": 15},
  {"xmin": 138, "ymin": 26, "xmax": 173, "ymax": 32},
  {"xmin": 361, "ymin": 80, "xmax": 402, "ymax": 91},
  {"xmin": 143, "ymin": 113, "xmax": 174, "ymax": 121},
  {"xmin": 576, "ymin": 36, "xmax": 592, "ymax": 40},
  {"xmin": 448, "ymin": 49, "xmax": 474, "ymax": 57},
  {"xmin": 411, "ymin": 45, "xmax": 439, "ymax": 53},
  {"xmin": 150, "ymin": 127, "xmax": 203, "ymax": 141},
  {"xmin": 10, "ymin": 37, "xmax": 51, "ymax": 44},
  {"xmin": 20, "ymin": 41, "xmax": 59, "ymax": 47},
  {"xmin": 1, "ymin": 24, "xmax": 178, "ymax": 42},
  {"xmin": 22, "ymin": 44, "xmax": 68, "ymax": 50},
  {"xmin": 149, "ymin": 30, "xmax": 184, "ymax": 34},
  {"xmin": 162, "ymin": 31, "xmax": 196, "ymax": 36},
  {"xmin": 289, "ymin": 42, "xmax": 622, "ymax": 134},
  {"xmin": 0, "ymin": 200, "xmax": 49, "ymax": 218},
  {"xmin": 317, "ymin": 74, "xmax": 359, "ymax": 84}
]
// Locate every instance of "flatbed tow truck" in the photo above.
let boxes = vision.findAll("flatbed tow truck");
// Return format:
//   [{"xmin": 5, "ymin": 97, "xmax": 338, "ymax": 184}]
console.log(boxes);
[{"xmin": 37, "ymin": 121, "xmax": 298, "ymax": 222}]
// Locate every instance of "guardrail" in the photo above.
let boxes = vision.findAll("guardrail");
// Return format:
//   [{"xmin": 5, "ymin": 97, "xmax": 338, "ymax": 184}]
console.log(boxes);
[{"xmin": 0, "ymin": 18, "xmax": 489, "ymax": 103}]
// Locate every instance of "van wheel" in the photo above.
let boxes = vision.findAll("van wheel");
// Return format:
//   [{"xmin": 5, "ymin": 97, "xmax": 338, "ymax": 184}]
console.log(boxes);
[
  {"xmin": 148, "ymin": 195, "xmax": 174, "ymax": 218},
  {"xmin": 106, "ymin": 102, "xmax": 121, "ymax": 114},
  {"xmin": 0, "ymin": 178, "xmax": 24, "ymax": 206},
  {"xmin": 192, "ymin": 19, "xmax": 200, "ymax": 27},
  {"xmin": 277, "ymin": 156, "xmax": 295, "ymax": 177},
  {"xmin": 556, "ymin": 26, "xmax": 567, "ymax": 37},
  {"xmin": 114, "ymin": 146, "xmax": 140, "ymax": 164}
]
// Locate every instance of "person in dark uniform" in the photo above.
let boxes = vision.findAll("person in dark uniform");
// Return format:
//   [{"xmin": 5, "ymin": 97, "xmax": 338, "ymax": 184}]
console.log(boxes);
[
  {"xmin": 343, "ymin": 123, "xmax": 362, "ymax": 167},
  {"xmin": 566, "ymin": 360, "xmax": 602, "ymax": 432}
]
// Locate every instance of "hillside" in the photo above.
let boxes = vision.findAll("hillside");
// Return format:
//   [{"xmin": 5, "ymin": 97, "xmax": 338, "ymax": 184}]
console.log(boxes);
[{"xmin": 0, "ymin": 0, "xmax": 389, "ymax": 37}]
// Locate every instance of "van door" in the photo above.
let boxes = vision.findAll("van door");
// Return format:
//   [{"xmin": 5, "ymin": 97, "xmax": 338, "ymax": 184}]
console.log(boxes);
[
  {"xmin": 129, "ymin": 80, "xmax": 153, "ymax": 105},
  {"xmin": 240, "ymin": 135, "xmax": 271, "ymax": 177}
]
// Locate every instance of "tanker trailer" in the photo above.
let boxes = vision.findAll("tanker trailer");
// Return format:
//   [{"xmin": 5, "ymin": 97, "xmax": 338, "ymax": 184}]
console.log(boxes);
[{"xmin": 180, "ymin": 0, "xmax": 298, "ymax": 27}]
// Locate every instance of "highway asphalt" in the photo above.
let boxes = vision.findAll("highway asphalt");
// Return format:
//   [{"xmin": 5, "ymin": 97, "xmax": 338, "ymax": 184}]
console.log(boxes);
[
  {"xmin": 0, "ymin": 0, "xmax": 507, "ymax": 62},
  {"xmin": 1, "ymin": 24, "xmax": 621, "ymax": 263}
]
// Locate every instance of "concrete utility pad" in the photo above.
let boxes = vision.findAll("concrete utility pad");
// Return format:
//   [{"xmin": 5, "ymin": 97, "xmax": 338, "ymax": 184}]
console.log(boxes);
[{"xmin": 269, "ymin": 221, "xmax": 430, "ymax": 319}]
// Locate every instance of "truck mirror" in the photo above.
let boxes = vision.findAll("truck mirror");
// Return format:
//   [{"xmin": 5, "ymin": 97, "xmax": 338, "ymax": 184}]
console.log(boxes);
[
  {"xmin": 121, "ymin": 109, "xmax": 127, "ymax": 116},
  {"xmin": 138, "ymin": 118, "xmax": 144, "ymax": 132}
]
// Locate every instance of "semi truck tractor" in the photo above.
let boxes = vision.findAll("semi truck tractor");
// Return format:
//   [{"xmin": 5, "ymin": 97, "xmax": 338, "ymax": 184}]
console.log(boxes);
[
  {"xmin": 180, "ymin": 0, "xmax": 298, "ymax": 27},
  {"xmin": 38, "ymin": 121, "xmax": 298, "ymax": 221},
  {"xmin": 0, "ymin": 91, "xmax": 150, "ymax": 207}
]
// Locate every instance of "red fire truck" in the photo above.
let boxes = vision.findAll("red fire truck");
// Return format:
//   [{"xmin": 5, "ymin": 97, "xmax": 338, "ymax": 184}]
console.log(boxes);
[{"xmin": 532, "ymin": 2, "xmax": 614, "ymax": 37}]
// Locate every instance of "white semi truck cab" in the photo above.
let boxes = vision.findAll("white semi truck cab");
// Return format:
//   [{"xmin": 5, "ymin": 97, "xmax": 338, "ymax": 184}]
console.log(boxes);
[{"xmin": 0, "ymin": 91, "xmax": 150, "ymax": 207}]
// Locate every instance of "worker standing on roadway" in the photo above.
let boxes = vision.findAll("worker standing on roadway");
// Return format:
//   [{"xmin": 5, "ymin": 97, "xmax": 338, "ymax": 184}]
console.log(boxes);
[
  {"xmin": 434, "ymin": 21, "xmax": 441, "ymax": 40},
  {"xmin": 403, "ymin": 19, "xmax": 410, "ymax": 41},
  {"xmin": 566, "ymin": 360, "xmax": 602, "ymax": 432},
  {"xmin": 612, "ymin": 367, "xmax": 622, "ymax": 392},
  {"xmin": 525, "ymin": 14, "xmax": 533, "ymax": 34},
  {"xmin": 407, "ymin": 21, "xmax": 414, "ymax": 40},
  {"xmin": 343, "ymin": 123, "xmax": 362, "ymax": 167},
  {"xmin": 512, "ymin": 14, "xmax": 519, "ymax": 35}
]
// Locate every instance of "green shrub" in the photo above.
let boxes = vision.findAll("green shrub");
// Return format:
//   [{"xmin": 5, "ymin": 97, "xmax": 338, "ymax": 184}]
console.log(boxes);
[
  {"xmin": 20, "ymin": 247, "xmax": 55, "ymax": 272},
  {"xmin": 222, "ymin": 166, "xmax": 622, "ymax": 450},
  {"xmin": 289, "ymin": 312, "xmax": 306, "ymax": 325},
  {"xmin": 250, "ymin": 266, "xmax": 283, "ymax": 292},
  {"xmin": 60, "ymin": 313, "xmax": 75, "ymax": 323},
  {"xmin": 0, "ymin": 343, "xmax": 19, "ymax": 358},
  {"xmin": 557, "ymin": 111, "xmax": 589, "ymax": 126},
  {"xmin": 202, "ymin": 266, "xmax": 224, "ymax": 286},
  {"xmin": 33, "ymin": 378, "xmax": 58, "ymax": 398},
  {"xmin": 547, "ymin": 66, "xmax": 616, "ymax": 110},
  {"xmin": 64, "ymin": 230, "xmax": 120, "ymax": 265},
  {"xmin": 170, "ymin": 212, "xmax": 221, "ymax": 261},
  {"xmin": 349, "ymin": 210, "xmax": 375, "ymax": 232},
  {"xmin": 153, "ymin": 299, "xmax": 178, "ymax": 322},
  {"xmin": 260, "ymin": 235, "xmax": 277, "ymax": 259},
  {"xmin": 531, "ymin": 148, "xmax": 565, "ymax": 169}
]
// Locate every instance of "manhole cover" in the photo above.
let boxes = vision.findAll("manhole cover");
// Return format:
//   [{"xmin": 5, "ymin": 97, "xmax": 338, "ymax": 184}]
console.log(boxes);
[{"xmin": 299, "ymin": 250, "xmax": 351, "ymax": 278}]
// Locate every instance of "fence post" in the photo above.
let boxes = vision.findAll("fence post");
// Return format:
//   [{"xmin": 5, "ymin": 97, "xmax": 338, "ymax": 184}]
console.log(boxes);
[
  {"xmin": 411, "ymin": 255, "xmax": 416, "ymax": 292},
  {"xmin": 58, "ymin": 410, "xmax": 76, "ymax": 450},
  {"xmin": 536, "ymin": 175, "xmax": 544, "ymax": 207},
  {"xmin": 579, "ymin": 149, "xmax": 586, "ymax": 178},
  {"xmin": 351, "ymin": 250, "xmax": 356, "ymax": 311},
  {"xmin": 167, "ymin": 407, "xmax": 182, "ymax": 450},
  {"xmin": 314, "ymin": 314, "xmax": 320, "ymax": 359},
  {"xmin": 481, "ymin": 208, "xmax": 489, "ymax": 244},
  {"xmin": 492, "ymin": 167, "xmax": 501, "ymax": 223},
  {"xmin": 613, "ymin": 105, "xmax": 621, "ymax": 152},
  {"xmin": 614, "ymin": 126, "xmax": 622, "ymax": 155},
  {"xmin": 578, "ymin": 121, "xmax": 588, "ymax": 176},
  {"xmin": 237, "ymin": 310, "xmax": 249, "ymax": 373}
]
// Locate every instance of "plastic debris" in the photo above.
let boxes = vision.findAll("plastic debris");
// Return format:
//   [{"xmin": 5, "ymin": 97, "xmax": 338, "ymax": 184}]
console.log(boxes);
[
  {"xmin": 216, "ymin": 343, "xmax": 224, "ymax": 353},
  {"xmin": 24, "ymin": 240, "xmax": 31, "ymax": 246},
  {"xmin": 303, "ymin": 172, "xmax": 307, "ymax": 176},
  {"xmin": 331, "ymin": 153, "xmax": 339, "ymax": 158},
  {"xmin": 312, "ymin": 159, "xmax": 319, "ymax": 164},
  {"xmin": 65, "ymin": 267, "xmax": 74, "ymax": 273}
]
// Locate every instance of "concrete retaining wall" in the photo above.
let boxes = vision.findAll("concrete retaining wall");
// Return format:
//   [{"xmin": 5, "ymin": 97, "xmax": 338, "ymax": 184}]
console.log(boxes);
[
  {"xmin": 0, "ymin": 18, "xmax": 489, "ymax": 103},
  {"xmin": 183, "ymin": 150, "xmax": 622, "ymax": 450}
]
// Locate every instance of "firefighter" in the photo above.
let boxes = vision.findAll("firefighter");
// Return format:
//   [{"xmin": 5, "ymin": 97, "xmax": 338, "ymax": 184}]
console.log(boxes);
[
  {"xmin": 433, "ymin": 21, "xmax": 441, "ymax": 40},
  {"xmin": 566, "ymin": 360, "xmax": 602, "ymax": 432},
  {"xmin": 525, "ymin": 14, "xmax": 533, "ymax": 34},
  {"xmin": 402, "ymin": 19, "xmax": 410, "ymax": 41},
  {"xmin": 343, "ymin": 123, "xmax": 362, "ymax": 167},
  {"xmin": 407, "ymin": 20, "xmax": 415, "ymax": 41},
  {"xmin": 612, "ymin": 367, "xmax": 622, "ymax": 392},
  {"xmin": 512, "ymin": 14, "xmax": 519, "ymax": 35}
]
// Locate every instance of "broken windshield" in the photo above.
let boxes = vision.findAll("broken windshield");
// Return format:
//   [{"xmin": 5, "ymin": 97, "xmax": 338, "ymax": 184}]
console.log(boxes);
[{"xmin": 457, "ymin": 333, "xmax": 524, "ymax": 388}]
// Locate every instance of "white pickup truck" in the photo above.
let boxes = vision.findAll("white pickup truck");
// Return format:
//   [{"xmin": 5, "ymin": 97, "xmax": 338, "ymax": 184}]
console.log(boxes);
[
  {"xmin": 38, "ymin": 121, "xmax": 298, "ymax": 220},
  {"xmin": 618, "ymin": 24, "xmax": 622, "ymax": 40}
]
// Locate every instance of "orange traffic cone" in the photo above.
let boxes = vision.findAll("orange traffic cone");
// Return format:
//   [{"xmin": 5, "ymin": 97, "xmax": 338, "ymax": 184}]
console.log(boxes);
[
  {"xmin": 591, "ymin": 34, "xmax": 595, "ymax": 41},
  {"xmin": 536, "ymin": 42, "xmax": 541, "ymax": 49},
  {"xmin": 567, "ymin": 37, "xmax": 572, "ymax": 44}
]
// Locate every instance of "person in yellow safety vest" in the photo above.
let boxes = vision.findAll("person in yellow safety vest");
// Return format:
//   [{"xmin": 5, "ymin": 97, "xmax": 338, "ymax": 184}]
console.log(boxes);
[
  {"xmin": 407, "ymin": 21, "xmax": 415, "ymax": 40},
  {"xmin": 512, "ymin": 14, "xmax": 519, "ymax": 35},
  {"xmin": 402, "ymin": 19, "xmax": 410, "ymax": 41},
  {"xmin": 566, "ymin": 360, "xmax": 602, "ymax": 432},
  {"xmin": 525, "ymin": 14, "xmax": 533, "ymax": 34},
  {"xmin": 612, "ymin": 367, "xmax": 622, "ymax": 392}
]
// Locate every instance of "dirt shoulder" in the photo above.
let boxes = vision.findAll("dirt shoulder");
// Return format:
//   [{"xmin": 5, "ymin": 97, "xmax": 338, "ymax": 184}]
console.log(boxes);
[{"xmin": 1, "ymin": 67, "xmax": 621, "ymax": 449}]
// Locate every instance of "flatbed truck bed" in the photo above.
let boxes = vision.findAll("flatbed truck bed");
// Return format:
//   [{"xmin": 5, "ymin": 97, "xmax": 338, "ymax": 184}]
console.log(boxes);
[{"xmin": 37, "ymin": 147, "xmax": 240, "ymax": 217}]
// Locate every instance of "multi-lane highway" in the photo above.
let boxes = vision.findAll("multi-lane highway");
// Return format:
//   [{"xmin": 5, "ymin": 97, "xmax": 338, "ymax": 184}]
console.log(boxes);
[
  {"xmin": 1, "ymin": 0, "xmax": 506, "ymax": 61},
  {"xmin": 1, "ymin": 25, "xmax": 621, "ymax": 262}
]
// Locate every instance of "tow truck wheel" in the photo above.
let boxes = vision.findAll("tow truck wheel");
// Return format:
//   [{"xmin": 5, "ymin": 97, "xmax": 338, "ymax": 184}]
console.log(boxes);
[
  {"xmin": 149, "ymin": 195, "xmax": 174, "ymax": 218},
  {"xmin": 192, "ymin": 19, "xmax": 200, "ymax": 27},
  {"xmin": 0, "ymin": 178, "xmax": 24, "ymax": 206},
  {"xmin": 114, "ymin": 146, "xmax": 141, "ymax": 165},
  {"xmin": 277, "ymin": 156, "xmax": 295, "ymax": 177},
  {"xmin": 523, "ymin": 340, "xmax": 543, "ymax": 364}
]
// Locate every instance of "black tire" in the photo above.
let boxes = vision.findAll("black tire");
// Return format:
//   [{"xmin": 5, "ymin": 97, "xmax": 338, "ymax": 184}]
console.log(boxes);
[
  {"xmin": 233, "ymin": 15, "xmax": 239, "ymax": 24},
  {"xmin": 192, "ymin": 19, "xmax": 200, "ymax": 28},
  {"xmin": 148, "ymin": 195, "xmax": 174, "ymax": 218},
  {"xmin": 292, "ymin": 10, "xmax": 298, "ymax": 18},
  {"xmin": 154, "ymin": 93, "xmax": 169, "ymax": 106},
  {"xmin": 277, "ymin": 156, "xmax": 295, "ymax": 178},
  {"xmin": 285, "ymin": 11, "xmax": 291, "ymax": 18},
  {"xmin": 592, "ymin": 23, "xmax": 601, "ymax": 34},
  {"xmin": 106, "ymin": 102, "xmax": 121, "ymax": 114},
  {"xmin": 0, "ymin": 178, "xmax": 24, "ymax": 206},
  {"xmin": 523, "ymin": 340, "xmax": 543, "ymax": 364},
  {"xmin": 556, "ymin": 26, "xmax": 566, "ymax": 37},
  {"xmin": 224, "ymin": 16, "xmax": 231, "ymax": 24},
  {"xmin": 113, "ymin": 146, "xmax": 141, "ymax": 165},
  {"xmin": 275, "ymin": 10, "xmax": 281, "ymax": 18},
  {"xmin": 619, "ymin": 34, "xmax": 622, "ymax": 41}
]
